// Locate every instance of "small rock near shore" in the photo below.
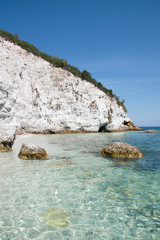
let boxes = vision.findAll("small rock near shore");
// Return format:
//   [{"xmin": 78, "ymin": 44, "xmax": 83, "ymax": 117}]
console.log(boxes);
[
  {"xmin": 18, "ymin": 143, "xmax": 49, "ymax": 159},
  {"xmin": 0, "ymin": 140, "xmax": 15, "ymax": 152},
  {"xmin": 99, "ymin": 142, "xmax": 143, "ymax": 159}
]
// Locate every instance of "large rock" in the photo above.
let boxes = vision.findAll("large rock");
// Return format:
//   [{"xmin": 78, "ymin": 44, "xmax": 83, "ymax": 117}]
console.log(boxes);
[
  {"xmin": 18, "ymin": 143, "xmax": 49, "ymax": 159},
  {"xmin": 104, "ymin": 118, "xmax": 143, "ymax": 132},
  {"xmin": 99, "ymin": 142, "xmax": 143, "ymax": 159}
]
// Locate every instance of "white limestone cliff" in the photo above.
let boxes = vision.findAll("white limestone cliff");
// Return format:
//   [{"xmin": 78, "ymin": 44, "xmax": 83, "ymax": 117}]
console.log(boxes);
[{"xmin": 0, "ymin": 36, "xmax": 140, "ymax": 150}]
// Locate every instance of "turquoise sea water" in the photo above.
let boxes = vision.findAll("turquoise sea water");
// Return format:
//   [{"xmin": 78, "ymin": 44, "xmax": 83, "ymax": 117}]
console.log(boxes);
[
  {"xmin": 0, "ymin": 129, "xmax": 160, "ymax": 239},
  {"xmin": 140, "ymin": 126, "xmax": 160, "ymax": 131}
]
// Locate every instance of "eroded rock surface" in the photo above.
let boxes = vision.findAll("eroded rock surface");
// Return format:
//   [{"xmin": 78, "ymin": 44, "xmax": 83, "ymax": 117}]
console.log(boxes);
[
  {"xmin": 0, "ymin": 82, "xmax": 16, "ymax": 152},
  {"xmin": 104, "ymin": 118, "xmax": 143, "ymax": 132},
  {"xmin": 18, "ymin": 143, "xmax": 49, "ymax": 159},
  {"xmin": 99, "ymin": 142, "xmax": 143, "ymax": 159}
]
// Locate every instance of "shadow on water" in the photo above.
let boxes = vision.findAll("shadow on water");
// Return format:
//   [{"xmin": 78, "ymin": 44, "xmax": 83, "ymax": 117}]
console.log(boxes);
[
  {"xmin": 110, "ymin": 155, "xmax": 160, "ymax": 171},
  {"xmin": 96, "ymin": 151, "xmax": 160, "ymax": 171}
]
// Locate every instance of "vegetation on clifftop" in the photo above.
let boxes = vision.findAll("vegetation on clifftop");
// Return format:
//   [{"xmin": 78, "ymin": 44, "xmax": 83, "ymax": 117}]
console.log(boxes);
[{"xmin": 0, "ymin": 29, "xmax": 127, "ymax": 112}]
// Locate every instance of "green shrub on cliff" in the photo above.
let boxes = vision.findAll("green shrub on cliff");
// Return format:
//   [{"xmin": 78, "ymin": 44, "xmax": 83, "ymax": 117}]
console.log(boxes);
[
  {"xmin": 81, "ymin": 70, "xmax": 92, "ymax": 81},
  {"xmin": 18, "ymin": 40, "xmax": 40, "ymax": 56},
  {"xmin": 0, "ymin": 29, "xmax": 127, "ymax": 112},
  {"xmin": 0, "ymin": 30, "xmax": 17, "ymax": 43},
  {"xmin": 0, "ymin": 29, "xmax": 40, "ymax": 56},
  {"xmin": 69, "ymin": 66, "xmax": 82, "ymax": 77},
  {"xmin": 40, "ymin": 52, "xmax": 53, "ymax": 63}
]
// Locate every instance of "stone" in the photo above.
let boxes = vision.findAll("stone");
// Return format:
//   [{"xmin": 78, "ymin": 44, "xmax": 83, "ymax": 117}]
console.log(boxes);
[
  {"xmin": 18, "ymin": 143, "xmax": 49, "ymax": 159},
  {"xmin": 105, "ymin": 118, "xmax": 143, "ymax": 132},
  {"xmin": 99, "ymin": 142, "xmax": 143, "ymax": 159},
  {"xmin": 0, "ymin": 142, "xmax": 14, "ymax": 152},
  {"xmin": 145, "ymin": 130, "xmax": 160, "ymax": 133}
]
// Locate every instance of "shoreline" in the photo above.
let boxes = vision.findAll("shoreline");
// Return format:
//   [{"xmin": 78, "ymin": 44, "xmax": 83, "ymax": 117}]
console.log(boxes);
[
  {"xmin": 0, "ymin": 128, "xmax": 145, "ymax": 152},
  {"xmin": 16, "ymin": 128, "xmax": 144, "ymax": 136}
]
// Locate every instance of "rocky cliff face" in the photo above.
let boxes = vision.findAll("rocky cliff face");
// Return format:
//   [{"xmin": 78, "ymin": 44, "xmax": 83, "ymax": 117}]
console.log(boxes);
[{"xmin": 0, "ymin": 36, "xmax": 139, "ymax": 150}]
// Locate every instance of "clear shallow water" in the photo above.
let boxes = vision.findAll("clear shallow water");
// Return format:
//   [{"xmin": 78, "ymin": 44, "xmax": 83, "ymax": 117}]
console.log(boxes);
[{"xmin": 0, "ymin": 131, "xmax": 160, "ymax": 240}]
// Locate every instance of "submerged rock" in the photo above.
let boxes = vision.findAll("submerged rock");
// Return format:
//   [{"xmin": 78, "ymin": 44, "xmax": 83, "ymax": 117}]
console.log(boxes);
[
  {"xmin": 18, "ymin": 143, "xmax": 49, "ymax": 159},
  {"xmin": 145, "ymin": 130, "xmax": 160, "ymax": 133},
  {"xmin": 43, "ymin": 208, "xmax": 69, "ymax": 228},
  {"xmin": 99, "ymin": 142, "xmax": 143, "ymax": 159},
  {"xmin": 50, "ymin": 159, "xmax": 73, "ymax": 166}
]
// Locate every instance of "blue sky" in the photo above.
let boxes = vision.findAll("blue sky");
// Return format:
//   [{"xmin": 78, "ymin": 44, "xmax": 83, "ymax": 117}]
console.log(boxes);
[{"xmin": 1, "ymin": 0, "xmax": 160, "ymax": 126}]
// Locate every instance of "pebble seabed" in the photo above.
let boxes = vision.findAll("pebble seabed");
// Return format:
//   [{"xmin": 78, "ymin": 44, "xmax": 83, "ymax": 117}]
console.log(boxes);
[{"xmin": 0, "ymin": 131, "xmax": 160, "ymax": 239}]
